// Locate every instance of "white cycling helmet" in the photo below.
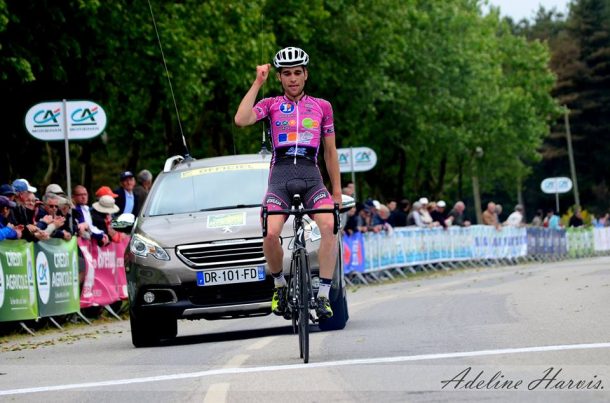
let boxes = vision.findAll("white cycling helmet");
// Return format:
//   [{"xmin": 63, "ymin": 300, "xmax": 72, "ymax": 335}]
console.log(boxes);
[{"xmin": 273, "ymin": 46, "xmax": 309, "ymax": 68}]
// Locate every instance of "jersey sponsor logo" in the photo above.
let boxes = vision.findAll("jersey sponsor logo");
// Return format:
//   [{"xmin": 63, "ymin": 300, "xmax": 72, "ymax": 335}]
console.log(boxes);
[
  {"xmin": 265, "ymin": 196, "xmax": 283, "ymax": 206},
  {"xmin": 279, "ymin": 103, "xmax": 294, "ymax": 114},
  {"xmin": 299, "ymin": 131, "xmax": 314, "ymax": 144},
  {"xmin": 288, "ymin": 132, "xmax": 298, "ymax": 141},
  {"xmin": 324, "ymin": 127, "xmax": 335, "ymax": 134},
  {"xmin": 278, "ymin": 132, "xmax": 288, "ymax": 143},
  {"xmin": 302, "ymin": 118, "xmax": 320, "ymax": 129},
  {"xmin": 313, "ymin": 191, "xmax": 329, "ymax": 204},
  {"xmin": 255, "ymin": 106, "xmax": 264, "ymax": 115},
  {"xmin": 284, "ymin": 147, "xmax": 307, "ymax": 157},
  {"xmin": 275, "ymin": 120, "xmax": 282, "ymax": 126},
  {"xmin": 282, "ymin": 120, "xmax": 288, "ymax": 125},
  {"xmin": 302, "ymin": 118, "xmax": 314, "ymax": 128},
  {"xmin": 289, "ymin": 119, "xmax": 296, "ymax": 126}
]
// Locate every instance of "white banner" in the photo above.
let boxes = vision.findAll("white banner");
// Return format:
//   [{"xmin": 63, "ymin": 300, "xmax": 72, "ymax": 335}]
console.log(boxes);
[{"xmin": 25, "ymin": 100, "xmax": 107, "ymax": 141}]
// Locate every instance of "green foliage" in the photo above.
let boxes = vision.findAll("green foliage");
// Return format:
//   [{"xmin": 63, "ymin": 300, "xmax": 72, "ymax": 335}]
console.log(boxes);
[{"xmin": 0, "ymin": 0, "xmax": 559, "ymax": 204}]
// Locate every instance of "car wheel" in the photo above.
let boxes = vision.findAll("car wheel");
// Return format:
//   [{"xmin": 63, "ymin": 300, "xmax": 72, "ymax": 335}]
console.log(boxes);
[
  {"xmin": 318, "ymin": 239, "xmax": 349, "ymax": 331},
  {"xmin": 318, "ymin": 286, "xmax": 348, "ymax": 331},
  {"xmin": 130, "ymin": 309, "xmax": 177, "ymax": 347}
]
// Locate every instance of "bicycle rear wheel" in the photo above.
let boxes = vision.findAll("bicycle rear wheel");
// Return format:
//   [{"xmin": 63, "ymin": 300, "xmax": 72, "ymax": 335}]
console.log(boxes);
[{"xmin": 296, "ymin": 249, "xmax": 310, "ymax": 363}]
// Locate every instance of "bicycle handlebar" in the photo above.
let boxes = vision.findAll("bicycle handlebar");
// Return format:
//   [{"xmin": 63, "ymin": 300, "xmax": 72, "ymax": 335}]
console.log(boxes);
[{"xmin": 262, "ymin": 203, "xmax": 341, "ymax": 238}]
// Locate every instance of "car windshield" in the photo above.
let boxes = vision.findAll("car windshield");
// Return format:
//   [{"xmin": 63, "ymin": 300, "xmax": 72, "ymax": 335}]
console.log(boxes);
[{"xmin": 147, "ymin": 162, "xmax": 269, "ymax": 216}]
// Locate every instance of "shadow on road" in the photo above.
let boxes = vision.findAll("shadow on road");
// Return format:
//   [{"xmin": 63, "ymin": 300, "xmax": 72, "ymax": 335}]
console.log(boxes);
[{"xmin": 154, "ymin": 323, "xmax": 323, "ymax": 347}]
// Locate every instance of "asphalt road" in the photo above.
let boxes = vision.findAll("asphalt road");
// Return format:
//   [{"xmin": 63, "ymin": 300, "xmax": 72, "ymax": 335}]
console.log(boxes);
[{"xmin": 1, "ymin": 257, "xmax": 609, "ymax": 402}]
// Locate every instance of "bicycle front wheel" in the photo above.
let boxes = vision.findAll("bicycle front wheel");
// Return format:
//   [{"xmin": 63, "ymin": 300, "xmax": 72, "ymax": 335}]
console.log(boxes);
[{"xmin": 296, "ymin": 249, "xmax": 310, "ymax": 363}]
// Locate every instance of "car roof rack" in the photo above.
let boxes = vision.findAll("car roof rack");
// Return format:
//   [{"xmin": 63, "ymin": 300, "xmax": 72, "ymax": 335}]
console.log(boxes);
[{"xmin": 163, "ymin": 155, "xmax": 185, "ymax": 172}]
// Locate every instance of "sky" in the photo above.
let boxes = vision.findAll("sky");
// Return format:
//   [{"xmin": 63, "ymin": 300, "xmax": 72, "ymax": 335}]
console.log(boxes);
[{"xmin": 486, "ymin": 0, "xmax": 571, "ymax": 21}]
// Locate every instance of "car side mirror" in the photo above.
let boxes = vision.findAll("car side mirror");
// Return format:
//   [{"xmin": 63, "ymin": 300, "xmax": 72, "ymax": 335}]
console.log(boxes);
[{"xmin": 113, "ymin": 213, "xmax": 136, "ymax": 232}]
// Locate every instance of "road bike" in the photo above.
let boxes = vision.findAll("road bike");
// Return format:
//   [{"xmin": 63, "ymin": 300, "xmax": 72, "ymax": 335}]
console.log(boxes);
[{"xmin": 262, "ymin": 194, "xmax": 341, "ymax": 363}]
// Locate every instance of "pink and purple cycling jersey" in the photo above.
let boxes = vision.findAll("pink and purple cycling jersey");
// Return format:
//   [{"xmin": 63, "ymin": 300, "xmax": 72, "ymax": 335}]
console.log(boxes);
[{"xmin": 253, "ymin": 95, "xmax": 335, "ymax": 165}]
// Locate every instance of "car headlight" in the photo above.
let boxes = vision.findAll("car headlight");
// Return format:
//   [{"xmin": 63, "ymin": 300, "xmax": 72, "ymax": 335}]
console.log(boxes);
[{"xmin": 130, "ymin": 233, "xmax": 170, "ymax": 260}]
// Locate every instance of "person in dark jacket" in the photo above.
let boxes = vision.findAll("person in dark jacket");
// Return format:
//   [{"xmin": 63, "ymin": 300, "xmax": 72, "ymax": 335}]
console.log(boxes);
[
  {"xmin": 0, "ymin": 196, "xmax": 22, "ymax": 240},
  {"xmin": 114, "ymin": 171, "xmax": 141, "ymax": 217}
]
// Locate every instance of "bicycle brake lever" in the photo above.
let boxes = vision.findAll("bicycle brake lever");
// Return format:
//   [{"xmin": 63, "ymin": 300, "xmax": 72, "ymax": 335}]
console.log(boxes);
[
  {"xmin": 333, "ymin": 203, "xmax": 340, "ymax": 235},
  {"xmin": 262, "ymin": 206, "xmax": 268, "ymax": 237}
]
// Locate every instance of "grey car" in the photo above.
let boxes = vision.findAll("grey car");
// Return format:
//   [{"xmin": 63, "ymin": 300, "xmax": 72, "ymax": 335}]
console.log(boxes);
[{"xmin": 125, "ymin": 152, "xmax": 352, "ymax": 347}]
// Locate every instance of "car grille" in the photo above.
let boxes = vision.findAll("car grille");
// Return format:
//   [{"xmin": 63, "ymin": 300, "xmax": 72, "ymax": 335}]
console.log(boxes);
[
  {"xmin": 187, "ymin": 277, "xmax": 274, "ymax": 306},
  {"xmin": 176, "ymin": 238, "xmax": 265, "ymax": 269}
]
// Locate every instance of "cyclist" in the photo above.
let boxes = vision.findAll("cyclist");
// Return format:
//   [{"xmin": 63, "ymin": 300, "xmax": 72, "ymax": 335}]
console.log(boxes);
[{"xmin": 234, "ymin": 46, "xmax": 342, "ymax": 320}]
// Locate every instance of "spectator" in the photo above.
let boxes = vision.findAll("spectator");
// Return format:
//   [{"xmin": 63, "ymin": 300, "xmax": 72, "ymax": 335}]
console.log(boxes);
[
  {"xmin": 55, "ymin": 196, "xmax": 78, "ymax": 240},
  {"xmin": 23, "ymin": 192, "xmax": 42, "ymax": 225},
  {"xmin": 447, "ymin": 201, "xmax": 471, "ymax": 227},
  {"xmin": 568, "ymin": 208, "xmax": 584, "ymax": 228},
  {"xmin": 134, "ymin": 169, "xmax": 153, "ymax": 206},
  {"xmin": 495, "ymin": 203, "xmax": 503, "ymax": 222},
  {"xmin": 430, "ymin": 200, "xmax": 449, "ymax": 229},
  {"xmin": 114, "ymin": 171, "xmax": 141, "ymax": 217},
  {"xmin": 504, "ymin": 204, "xmax": 525, "ymax": 227},
  {"xmin": 388, "ymin": 198, "xmax": 409, "ymax": 227},
  {"xmin": 343, "ymin": 181, "xmax": 355, "ymax": 198},
  {"xmin": 10, "ymin": 179, "xmax": 48, "ymax": 241},
  {"xmin": 373, "ymin": 204, "xmax": 393, "ymax": 233},
  {"xmin": 531, "ymin": 209, "xmax": 544, "ymax": 226},
  {"xmin": 95, "ymin": 185, "xmax": 119, "ymax": 200},
  {"xmin": 418, "ymin": 197, "xmax": 433, "ymax": 226},
  {"xmin": 0, "ymin": 196, "xmax": 22, "ymax": 240},
  {"xmin": 406, "ymin": 201, "xmax": 426, "ymax": 227},
  {"xmin": 35, "ymin": 193, "xmax": 68, "ymax": 239},
  {"xmin": 482, "ymin": 202, "xmax": 499, "ymax": 226},
  {"xmin": 0, "ymin": 184, "xmax": 16, "ymax": 200},
  {"xmin": 342, "ymin": 205, "xmax": 359, "ymax": 235},
  {"xmin": 91, "ymin": 195, "xmax": 121, "ymax": 243},
  {"xmin": 45, "ymin": 183, "xmax": 66, "ymax": 198},
  {"xmin": 545, "ymin": 210, "xmax": 562, "ymax": 230},
  {"xmin": 73, "ymin": 185, "xmax": 109, "ymax": 245},
  {"xmin": 356, "ymin": 204, "xmax": 373, "ymax": 232}
]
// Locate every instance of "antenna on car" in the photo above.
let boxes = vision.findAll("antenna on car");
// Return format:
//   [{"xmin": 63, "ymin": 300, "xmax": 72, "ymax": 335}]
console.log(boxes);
[{"xmin": 147, "ymin": 0, "xmax": 193, "ymax": 161}]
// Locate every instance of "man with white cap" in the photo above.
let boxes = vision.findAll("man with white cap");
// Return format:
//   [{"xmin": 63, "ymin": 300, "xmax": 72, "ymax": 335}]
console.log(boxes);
[
  {"xmin": 45, "ymin": 183, "xmax": 66, "ymax": 197},
  {"xmin": 9, "ymin": 179, "xmax": 48, "ymax": 241},
  {"xmin": 431, "ymin": 200, "xmax": 449, "ymax": 228},
  {"xmin": 418, "ymin": 197, "xmax": 433, "ymax": 226}
]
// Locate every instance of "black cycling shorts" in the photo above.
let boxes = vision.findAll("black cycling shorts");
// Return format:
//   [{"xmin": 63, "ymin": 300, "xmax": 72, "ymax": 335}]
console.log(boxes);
[{"xmin": 263, "ymin": 158, "xmax": 333, "ymax": 211}]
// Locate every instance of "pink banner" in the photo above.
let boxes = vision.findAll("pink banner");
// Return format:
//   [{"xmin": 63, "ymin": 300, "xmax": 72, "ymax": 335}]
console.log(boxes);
[{"xmin": 78, "ymin": 235, "xmax": 129, "ymax": 308}]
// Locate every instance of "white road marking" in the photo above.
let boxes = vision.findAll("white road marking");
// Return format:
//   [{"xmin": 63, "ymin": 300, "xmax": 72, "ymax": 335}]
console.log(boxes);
[
  {"xmin": 246, "ymin": 336, "xmax": 277, "ymax": 350},
  {"xmin": 1, "ymin": 341, "xmax": 609, "ymax": 396},
  {"xmin": 223, "ymin": 354, "xmax": 249, "ymax": 368},
  {"xmin": 202, "ymin": 382, "xmax": 229, "ymax": 403}
]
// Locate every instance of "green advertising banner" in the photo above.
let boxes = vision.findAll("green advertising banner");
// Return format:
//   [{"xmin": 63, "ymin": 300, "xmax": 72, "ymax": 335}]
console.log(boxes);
[
  {"xmin": 34, "ymin": 238, "xmax": 80, "ymax": 317},
  {"xmin": 0, "ymin": 240, "xmax": 38, "ymax": 322},
  {"xmin": 566, "ymin": 227, "xmax": 594, "ymax": 258}
]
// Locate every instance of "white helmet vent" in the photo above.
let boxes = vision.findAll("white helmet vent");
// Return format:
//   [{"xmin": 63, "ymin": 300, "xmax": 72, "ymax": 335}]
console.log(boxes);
[{"xmin": 273, "ymin": 47, "xmax": 309, "ymax": 68}]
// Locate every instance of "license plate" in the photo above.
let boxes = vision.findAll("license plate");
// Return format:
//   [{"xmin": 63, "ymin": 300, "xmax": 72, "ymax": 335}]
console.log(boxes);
[{"xmin": 196, "ymin": 266, "xmax": 266, "ymax": 286}]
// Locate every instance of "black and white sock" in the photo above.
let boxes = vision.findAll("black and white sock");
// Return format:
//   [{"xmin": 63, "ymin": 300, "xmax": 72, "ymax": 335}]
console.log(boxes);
[
  {"xmin": 318, "ymin": 278, "xmax": 332, "ymax": 299},
  {"xmin": 272, "ymin": 271, "xmax": 287, "ymax": 288}
]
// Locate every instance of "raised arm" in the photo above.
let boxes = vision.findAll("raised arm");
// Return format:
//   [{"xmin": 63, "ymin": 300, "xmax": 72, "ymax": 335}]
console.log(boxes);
[{"xmin": 234, "ymin": 64, "xmax": 270, "ymax": 127}]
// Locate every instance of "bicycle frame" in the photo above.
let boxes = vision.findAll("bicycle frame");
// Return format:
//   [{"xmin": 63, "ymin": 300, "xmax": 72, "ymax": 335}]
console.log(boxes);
[{"xmin": 262, "ymin": 194, "xmax": 340, "ymax": 363}]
